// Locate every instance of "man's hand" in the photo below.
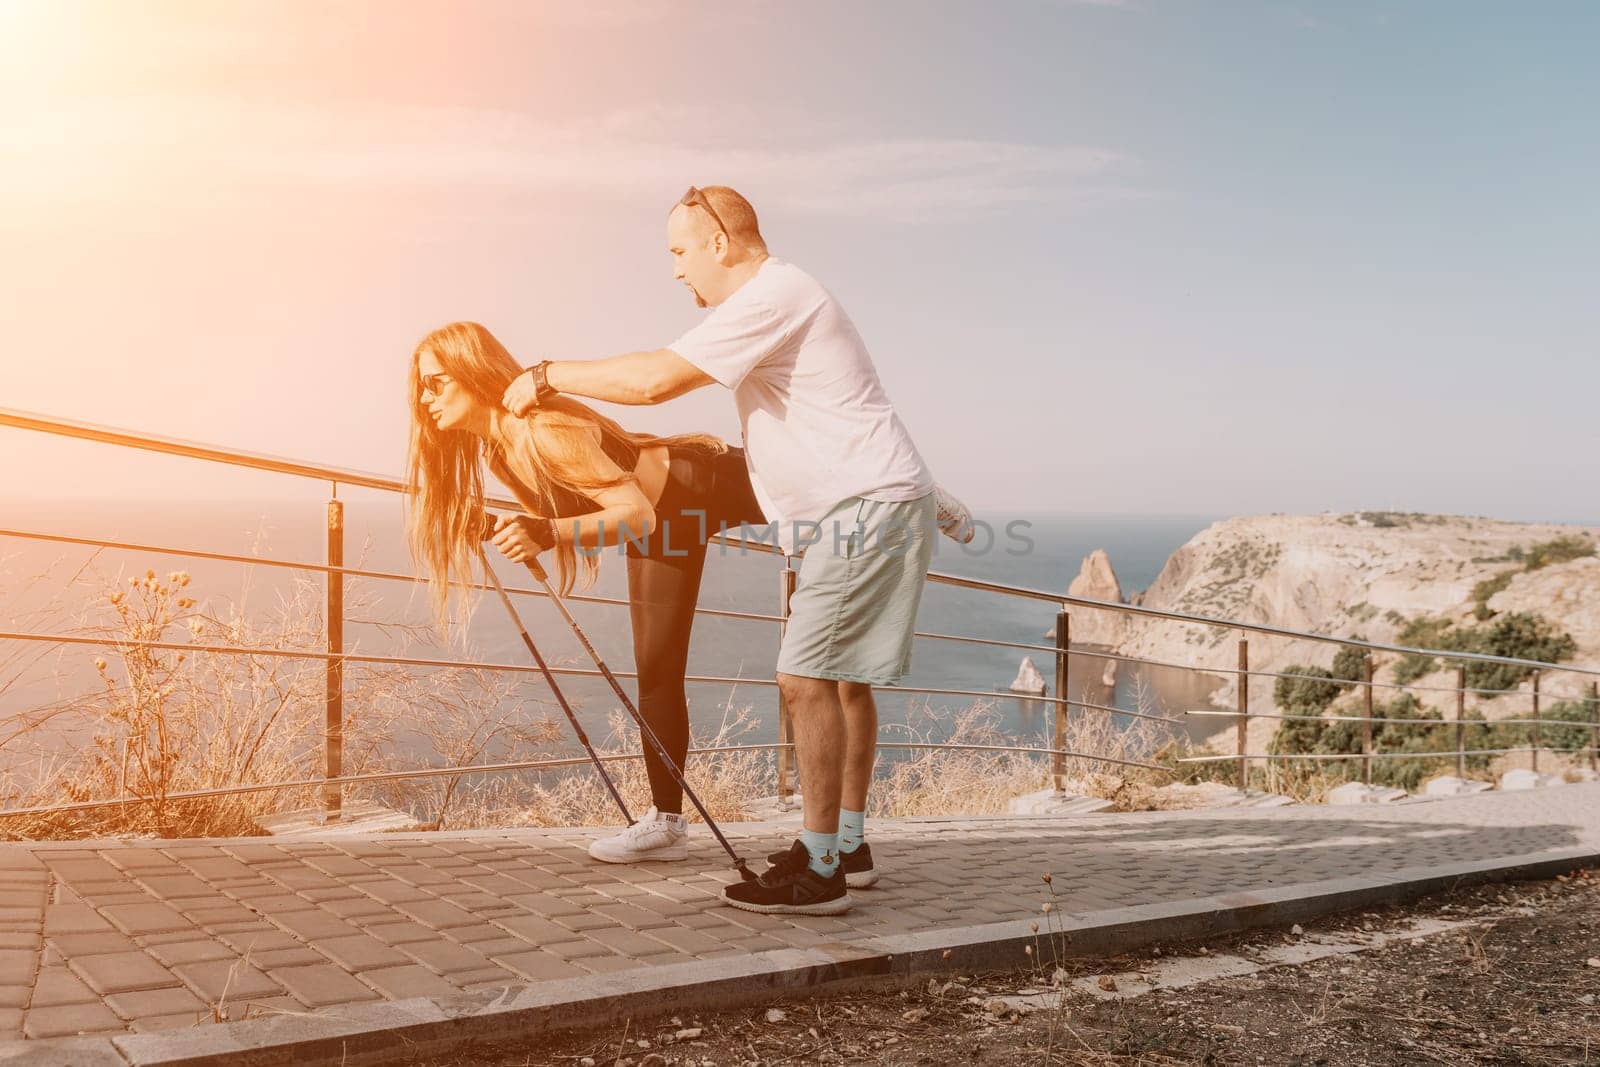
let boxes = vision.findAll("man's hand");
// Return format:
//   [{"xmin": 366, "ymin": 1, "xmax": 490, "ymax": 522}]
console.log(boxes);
[
  {"xmin": 490, "ymin": 514, "xmax": 555, "ymax": 564},
  {"xmin": 502, "ymin": 368, "xmax": 543, "ymax": 418}
]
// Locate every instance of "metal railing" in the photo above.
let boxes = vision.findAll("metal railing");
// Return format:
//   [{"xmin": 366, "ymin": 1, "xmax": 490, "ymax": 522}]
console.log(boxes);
[
  {"xmin": 1174, "ymin": 646, "xmax": 1600, "ymax": 790},
  {"xmin": 3, "ymin": 403, "xmax": 1597, "ymax": 823}
]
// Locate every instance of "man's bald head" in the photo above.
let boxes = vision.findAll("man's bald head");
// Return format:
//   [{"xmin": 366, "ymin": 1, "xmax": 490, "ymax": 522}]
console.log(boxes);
[
  {"xmin": 667, "ymin": 185, "xmax": 771, "ymax": 308},
  {"xmin": 671, "ymin": 185, "xmax": 768, "ymax": 254}
]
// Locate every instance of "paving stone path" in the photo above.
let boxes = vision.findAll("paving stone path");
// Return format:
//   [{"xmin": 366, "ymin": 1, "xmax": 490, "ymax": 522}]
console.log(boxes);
[{"xmin": 1, "ymin": 783, "xmax": 1596, "ymax": 1044}]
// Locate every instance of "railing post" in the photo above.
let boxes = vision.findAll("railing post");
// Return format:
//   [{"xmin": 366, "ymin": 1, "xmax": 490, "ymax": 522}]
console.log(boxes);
[
  {"xmin": 1590, "ymin": 682, "xmax": 1598, "ymax": 773},
  {"xmin": 1455, "ymin": 667, "xmax": 1467, "ymax": 778},
  {"xmin": 1236, "ymin": 638, "xmax": 1249, "ymax": 794},
  {"xmin": 323, "ymin": 494, "xmax": 344, "ymax": 823},
  {"xmin": 1530, "ymin": 668, "xmax": 1541, "ymax": 773},
  {"xmin": 1052, "ymin": 610, "xmax": 1070, "ymax": 793},
  {"xmin": 118, "ymin": 737, "xmax": 130, "ymax": 802},
  {"xmin": 775, "ymin": 560, "xmax": 797, "ymax": 804},
  {"xmin": 1362, "ymin": 654, "xmax": 1374, "ymax": 786}
]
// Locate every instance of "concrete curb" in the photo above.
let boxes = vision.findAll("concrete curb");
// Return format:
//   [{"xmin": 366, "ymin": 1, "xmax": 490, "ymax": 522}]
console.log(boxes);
[{"xmin": 3, "ymin": 843, "xmax": 1593, "ymax": 1067}]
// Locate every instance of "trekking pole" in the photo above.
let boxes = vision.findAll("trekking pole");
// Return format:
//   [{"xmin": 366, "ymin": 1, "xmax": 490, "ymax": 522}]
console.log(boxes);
[
  {"xmin": 482, "ymin": 516, "xmax": 758, "ymax": 882},
  {"xmin": 476, "ymin": 548, "xmax": 635, "ymax": 826}
]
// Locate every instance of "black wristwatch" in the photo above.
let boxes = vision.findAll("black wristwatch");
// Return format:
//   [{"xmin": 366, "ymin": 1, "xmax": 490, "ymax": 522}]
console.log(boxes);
[{"xmin": 527, "ymin": 361, "xmax": 558, "ymax": 404}]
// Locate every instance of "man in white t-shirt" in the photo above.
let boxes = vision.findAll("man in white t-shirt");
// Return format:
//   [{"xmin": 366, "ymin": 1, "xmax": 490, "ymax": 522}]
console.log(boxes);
[{"xmin": 504, "ymin": 186, "xmax": 936, "ymax": 915}]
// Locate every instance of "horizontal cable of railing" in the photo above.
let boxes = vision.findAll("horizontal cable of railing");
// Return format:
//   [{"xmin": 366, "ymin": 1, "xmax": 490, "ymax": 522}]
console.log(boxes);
[
  {"xmin": 1187, "ymin": 709, "xmax": 1597, "ymax": 729},
  {"xmin": 1053, "ymin": 644, "xmax": 1225, "ymax": 675},
  {"xmin": 1177, "ymin": 748, "xmax": 1554, "ymax": 763},
  {"xmin": 1238, "ymin": 665, "xmax": 1584, "ymax": 700},
  {"xmin": 0, "ymin": 526, "xmax": 783, "ymax": 625},
  {"xmin": 1071, "ymin": 642, "xmax": 1589, "ymax": 698},
  {"xmin": 1058, "ymin": 594, "xmax": 1600, "ymax": 680},
  {"xmin": 0, "ymin": 740, "xmax": 1164, "ymax": 820},
  {"xmin": 0, "ymin": 629, "xmax": 1097, "ymax": 711},
  {"xmin": 8, "ymin": 406, "xmax": 1596, "ymax": 682},
  {"xmin": 0, "ymin": 527, "xmax": 1134, "ymax": 658}
]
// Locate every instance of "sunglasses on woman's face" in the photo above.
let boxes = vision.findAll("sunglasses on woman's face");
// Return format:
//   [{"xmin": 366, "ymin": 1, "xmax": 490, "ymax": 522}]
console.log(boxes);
[{"xmin": 419, "ymin": 373, "xmax": 452, "ymax": 402}]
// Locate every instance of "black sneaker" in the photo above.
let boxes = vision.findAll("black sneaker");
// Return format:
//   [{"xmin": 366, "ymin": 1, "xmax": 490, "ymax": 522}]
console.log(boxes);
[
  {"xmin": 725, "ymin": 840, "xmax": 852, "ymax": 915},
  {"xmin": 768, "ymin": 840, "xmax": 878, "ymax": 889}
]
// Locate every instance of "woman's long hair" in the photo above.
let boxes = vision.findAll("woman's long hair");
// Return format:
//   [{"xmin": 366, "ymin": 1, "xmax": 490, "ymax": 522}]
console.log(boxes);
[{"xmin": 405, "ymin": 320, "xmax": 726, "ymax": 634}]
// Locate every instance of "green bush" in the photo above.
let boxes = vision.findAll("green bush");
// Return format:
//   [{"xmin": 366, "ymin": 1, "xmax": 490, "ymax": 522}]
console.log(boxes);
[
  {"xmin": 1267, "ymin": 693, "xmax": 1490, "ymax": 793},
  {"xmin": 1470, "ymin": 570, "xmax": 1515, "ymax": 620},
  {"xmin": 1496, "ymin": 699, "xmax": 1599, "ymax": 755},
  {"xmin": 1393, "ymin": 655, "xmax": 1434, "ymax": 685},
  {"xmin": 1273, "ymin": 666, "xmax": 1343, "ymax": 713},
  {"xmin": 1331, "ymin": 643, "xmax": 1368, "ymax": 685},
  {"xmin": 1524, "ymin": 535, "xmax": 1596, "ymax": 571},
  {"xmin": 1394, "ymin": 616, "xmax": 1453, "ymax": 683},
  {"xmin": 1448, "ymin": 612, "xmax": 1579, "ymax": 691},
  {"xmin": 1393, "ymin": 612, "xmax": 1577, "ymax": 692}
]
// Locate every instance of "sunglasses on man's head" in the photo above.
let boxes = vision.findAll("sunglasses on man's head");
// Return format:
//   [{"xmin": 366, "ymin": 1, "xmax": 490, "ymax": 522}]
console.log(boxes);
[{"xmin": 680, "ymin": 186, "xmax": 728, "ymax": 236}]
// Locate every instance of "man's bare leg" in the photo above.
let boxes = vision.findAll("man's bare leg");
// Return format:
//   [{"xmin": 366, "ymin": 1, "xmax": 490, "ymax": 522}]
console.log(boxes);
[
  {"xmin": 777, "ymin": 672, "xmax": 845, "ymax": 842},
  {"xmin": 839, "ymin": 681, "xmax": 876, "ymax": 814},
  {"xmin": 836, "ymin": 681, "xmax": 880, "ymax": 885},
  {"xmin": 720, "ymin": 671, "xmax": 852, "ymax": 913}
]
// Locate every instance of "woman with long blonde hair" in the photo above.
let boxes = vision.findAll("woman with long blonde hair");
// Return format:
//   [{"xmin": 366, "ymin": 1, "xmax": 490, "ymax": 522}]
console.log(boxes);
[{"xmin": 405, "ymin": 321, "xmax": 766, "ymax": 863}]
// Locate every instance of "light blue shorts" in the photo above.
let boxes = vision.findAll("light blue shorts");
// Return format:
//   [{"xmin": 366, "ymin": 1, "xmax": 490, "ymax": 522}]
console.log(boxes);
[{"xmin": 776, "ymin": 493, "xmax": 936, "ymax": 686}]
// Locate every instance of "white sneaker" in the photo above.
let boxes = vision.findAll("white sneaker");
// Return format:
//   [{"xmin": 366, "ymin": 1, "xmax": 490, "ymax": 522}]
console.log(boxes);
[{"xmin": 587, "ymin": 807, "xmax": 689, "ymax": 864}]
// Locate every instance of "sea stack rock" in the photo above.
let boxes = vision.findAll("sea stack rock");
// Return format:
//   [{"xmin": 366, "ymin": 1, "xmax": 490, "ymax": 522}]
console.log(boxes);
[
  {"xmin": 1047, "ymin": 549, "xmax": 1127, "ymax": 648},
  {"xmin": 1009, "ymin": 657, "xmax": 1048, "ymax": 696}
]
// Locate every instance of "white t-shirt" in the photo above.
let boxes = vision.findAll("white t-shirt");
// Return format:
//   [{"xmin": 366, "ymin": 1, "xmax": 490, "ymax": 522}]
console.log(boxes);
[{"xmin": 668, "ymin": 258, "xmax": 934, "ymax": 549}]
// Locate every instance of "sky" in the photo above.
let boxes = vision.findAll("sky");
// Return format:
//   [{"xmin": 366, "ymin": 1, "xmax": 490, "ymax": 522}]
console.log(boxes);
[{"xmin": 3, "ymin": 0, "xmax": 1597, "ymax": 522}]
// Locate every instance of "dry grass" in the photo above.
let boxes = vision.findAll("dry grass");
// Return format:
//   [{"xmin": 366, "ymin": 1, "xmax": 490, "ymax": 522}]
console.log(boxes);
[
  {"xmin": 874, "ymin": 688, "xmax": 1182, "ymax": 818},
  {"xmin": 376, "ymin": 706, "xmax": 780, "ymax": 831},
  {"xmin": 0, "ymin": 549, "xmax": 540, "ymax": 841},
  {"xmin": 408, "ymin": 688, "xmax": 1189, "ymax": 831}
]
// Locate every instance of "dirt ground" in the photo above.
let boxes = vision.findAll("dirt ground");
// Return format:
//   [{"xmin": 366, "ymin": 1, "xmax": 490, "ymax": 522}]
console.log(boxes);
[{"xmin": 413, "ymin": 871, "xmax": 1600, "ymax": 1067}]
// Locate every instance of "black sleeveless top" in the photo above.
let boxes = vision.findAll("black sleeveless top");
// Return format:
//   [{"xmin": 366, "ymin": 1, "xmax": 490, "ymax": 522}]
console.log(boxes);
[
  {"xmin": 600, "ymin": 433, "xmax": 641, "ymax": 471},
  {"xmin": 488, "ymin": 428, "xmax": 644, "ymax": 520}
]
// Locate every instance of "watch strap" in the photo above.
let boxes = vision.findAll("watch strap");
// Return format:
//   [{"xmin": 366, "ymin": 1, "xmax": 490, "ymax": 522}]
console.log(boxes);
[{"xmin": 530, "ymin": 361, "xmax": 557, "ymax": 403}]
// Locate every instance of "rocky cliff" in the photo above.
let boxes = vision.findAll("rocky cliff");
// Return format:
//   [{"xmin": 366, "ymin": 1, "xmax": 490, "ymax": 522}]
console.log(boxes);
[{"xmin": 1076, "ymin": 513, "xmax": 1600, "ymax": 752}]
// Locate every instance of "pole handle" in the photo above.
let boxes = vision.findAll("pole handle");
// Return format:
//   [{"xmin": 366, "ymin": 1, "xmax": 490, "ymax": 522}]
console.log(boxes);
[{"xmin": 479, "ymin": 510, "xmax": 551, "ymax": 582}]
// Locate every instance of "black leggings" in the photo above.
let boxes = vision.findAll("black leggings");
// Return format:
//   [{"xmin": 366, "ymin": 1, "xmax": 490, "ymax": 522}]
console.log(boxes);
[{"xmin": 626, "ymin": 447, "xmax": 766, "ymax": 813}]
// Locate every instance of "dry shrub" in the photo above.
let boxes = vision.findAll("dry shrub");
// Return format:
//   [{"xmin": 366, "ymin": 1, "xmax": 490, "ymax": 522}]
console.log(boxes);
[
  {"xmin": 385, "ymin": 706, "xmax": 778, "ymax": 831},
  {"xmin": 875, "ymin": 686, "xmax": 1183, "ymax": 818},
  {"xmin": 874, "ymin": 701, "xmax": 1052, "ymax": 817},
  {"xmin": 0, "ymin": 548, "xmax": 531, "ymax": 840}
]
